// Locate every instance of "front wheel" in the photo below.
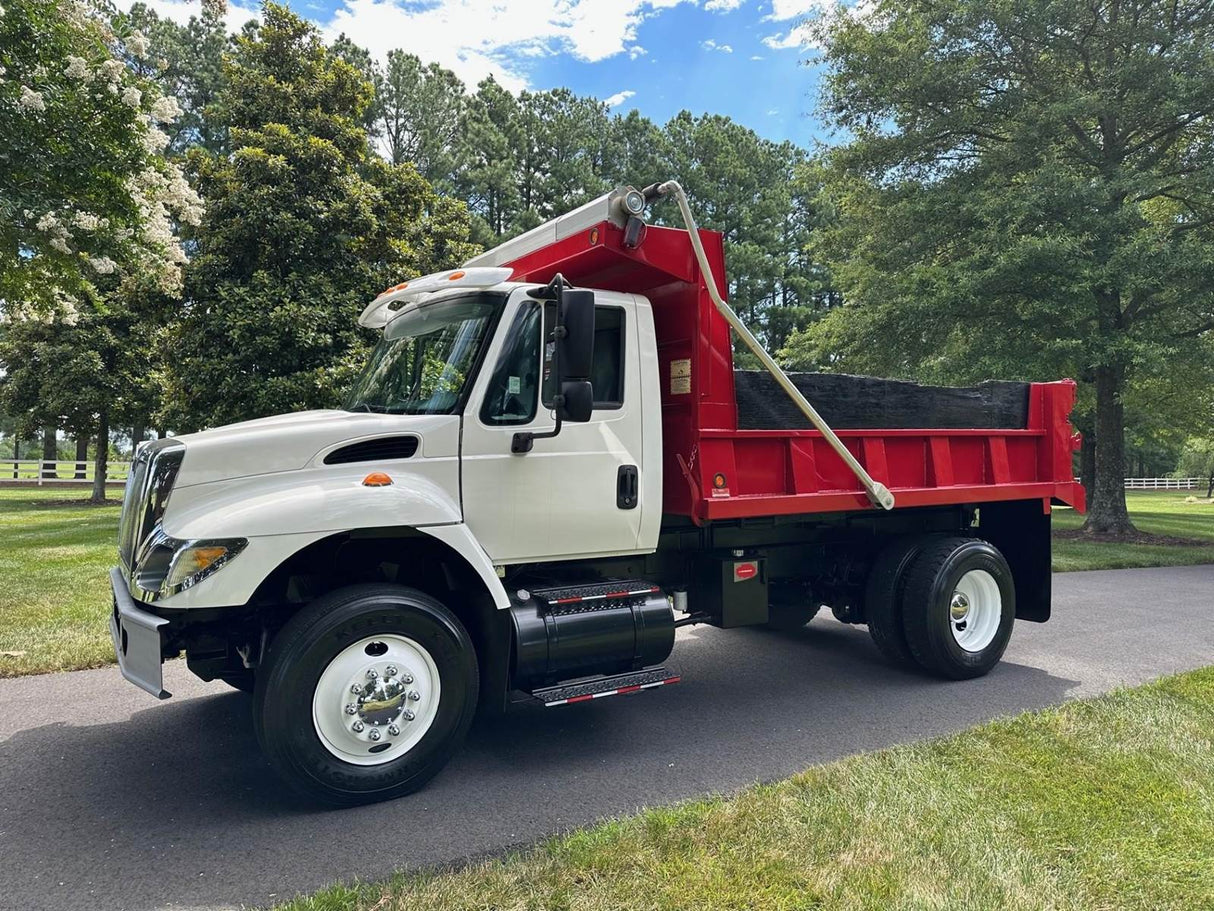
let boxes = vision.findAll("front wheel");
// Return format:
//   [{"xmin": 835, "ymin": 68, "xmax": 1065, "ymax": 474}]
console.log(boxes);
[
  {"xmin": 900, "ymin": 537, "xmax": 1015, "ymax": 680},
  {"xmin": 254, "ymin": 584, "xmax": 479, "ymax": 806}
]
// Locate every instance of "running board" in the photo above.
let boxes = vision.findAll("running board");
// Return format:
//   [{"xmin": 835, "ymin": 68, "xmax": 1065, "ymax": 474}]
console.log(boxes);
[{"xmin": 531, "ymin": 667, "xmax": 680, "ymax": 707}]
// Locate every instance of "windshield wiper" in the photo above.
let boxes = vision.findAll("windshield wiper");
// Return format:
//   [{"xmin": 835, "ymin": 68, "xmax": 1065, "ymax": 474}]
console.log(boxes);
[{"xmin": 346, "ymin": 403, "xmax": 389, "ymax": 413}]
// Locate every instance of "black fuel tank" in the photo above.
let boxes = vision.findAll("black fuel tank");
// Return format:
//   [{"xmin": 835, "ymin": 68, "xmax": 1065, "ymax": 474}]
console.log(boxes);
[{"xmin": 509, "ymin": 583, "xmax": 675, "ymax": 689}]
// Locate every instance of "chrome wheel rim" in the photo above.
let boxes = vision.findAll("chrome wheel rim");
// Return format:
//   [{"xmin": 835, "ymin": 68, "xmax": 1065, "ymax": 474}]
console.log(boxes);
[
  {"xmin": 948, "ymin": 569, "xmax": 1001, "ymax": 652},
  {"xmin": 311, "ymin": 634, "xmax": 440, "ymax": 766}
]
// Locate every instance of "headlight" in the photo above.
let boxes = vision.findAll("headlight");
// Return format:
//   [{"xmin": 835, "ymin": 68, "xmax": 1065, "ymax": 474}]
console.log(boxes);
[
  {"xmin": 165, "ymin": 540, "xmax": 247, "ymax": 592},
  {"xmin": 135, "ymin": 536, "xmax": 247, "ymax": 598}
]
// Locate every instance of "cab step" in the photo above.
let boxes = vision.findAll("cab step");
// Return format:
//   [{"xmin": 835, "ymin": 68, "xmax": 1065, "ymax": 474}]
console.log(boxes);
[
  {"xmin": 531, "ymin": 666, "xmax": 680, "ymax": 707},
  {"xmin": 527, "ymin": 580, "xmax": 662, "ymax": 615}
]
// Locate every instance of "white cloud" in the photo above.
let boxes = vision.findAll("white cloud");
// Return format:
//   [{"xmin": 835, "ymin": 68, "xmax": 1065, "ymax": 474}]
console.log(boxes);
[
  {"xmin": 114, "ymin": 0, "xmax": 260, "ymax": 36},
  {"xmin": 701, "ymin": 38, "xmax": 734, "ymax": 53},
  {"xmin": 628, "ymin": 44, "xmax": 648, "ymax": 59},
  {"xmin": 604, "ymin": 89, "xmax": 636, "ymax": 108},
  {"xmin": 749, "ymin": 53, "xmax": 764, "ymax": 59},
  {"xmin": 762, "ymin": 23, "xmax": 814, "ymax": 49},
  {"xmin": 705, "ymin": 0, "xmax": 744, "ymax": 11},
  {"xmin": 323, "ymin": 0, "xmax": 695, "ymax": 92},
  {"xmin": 767, "ymin": 0, "xmax": 830, "ymax": 19}
]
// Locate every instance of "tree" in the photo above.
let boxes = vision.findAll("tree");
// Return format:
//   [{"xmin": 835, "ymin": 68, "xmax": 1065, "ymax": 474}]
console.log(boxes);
[
  {"xmin": 0, "ymin": 0, "xmax": 203, "ymax": 499},
  {"xmin": 1177, "ymin": 436, "xmax": 1214, "ymax": 498},
  {"xmin": 373, "ymin": 50, "xmax": 465, "ymax": 180},
  {"xmin": 166, "ymin": 3, "xmax": 476, "ymax": 431},
  {"xmin": 787, "ymin": 0, "xmax": 1214, "ymax": 536},
  {"xmin": 0, "ymin": 0, "xmax": 201, "ymax": 313}
]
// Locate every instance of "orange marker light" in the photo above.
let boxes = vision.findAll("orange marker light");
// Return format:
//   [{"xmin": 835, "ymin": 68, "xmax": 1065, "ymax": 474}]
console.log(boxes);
[
  {"xmin": 447, "ymin": 271, "xmax": 466, "ymax": 281},
  {"xmin": 589, "ymin": 227, "xmax": 600, "ymax": 245},
  {"xmin": 362, "ymin": 472, "xmax": 393, "ymax": 487},
  {"xmin": 712, "ymin": 472, "xmax": 727, "ymax": 489}
]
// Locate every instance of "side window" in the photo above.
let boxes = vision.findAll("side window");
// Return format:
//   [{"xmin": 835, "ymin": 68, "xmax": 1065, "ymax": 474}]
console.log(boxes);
[
  {"xmin": 480, "ymin": 302, "xmax": 541, "ymax": 426},
  {"xmin": 541, "ymin": 304, "xmax": 626, "ymax": 410}
]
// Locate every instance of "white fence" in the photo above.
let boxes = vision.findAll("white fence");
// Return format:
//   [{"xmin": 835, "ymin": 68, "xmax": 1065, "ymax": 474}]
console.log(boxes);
[
  {"xmin": 1124, "ymin": 477, "xmax": 1203, "ymax": 490},
  {"xmin": 1, "ymin": 459, "xmax": 131, "ymax": 484}
]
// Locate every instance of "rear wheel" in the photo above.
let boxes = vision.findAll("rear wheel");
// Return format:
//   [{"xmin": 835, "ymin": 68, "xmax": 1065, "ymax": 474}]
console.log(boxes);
[
  {"xmin": 254, "ymin": 584, "xmax": 478, "ymax": 806},
  {"xmin": 900, "ymin": 537, "xmax": 1014, "ymax": 679},
  {"xmin": 864, "ymin": 536, "xmax": 931, "ymax": 669}
]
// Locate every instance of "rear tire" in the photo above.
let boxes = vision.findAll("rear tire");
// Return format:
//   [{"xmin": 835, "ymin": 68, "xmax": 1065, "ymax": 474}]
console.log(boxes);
[
  {"xmin": 900, "ymin": 537, "xmax": 1015, "ymax": 680},
  {"xmin": 254, "ymin": 584, "xmax": 478, "ymax": 806},
  {"xmin": 864, "ymin": 536, "xmax": 931, "ymax": 669}
]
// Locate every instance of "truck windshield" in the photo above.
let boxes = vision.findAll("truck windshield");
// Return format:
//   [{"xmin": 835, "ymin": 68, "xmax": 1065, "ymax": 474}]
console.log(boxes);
[{"xmin": 345, "ymin": 293, "xmax": 503, "ymax": 415}]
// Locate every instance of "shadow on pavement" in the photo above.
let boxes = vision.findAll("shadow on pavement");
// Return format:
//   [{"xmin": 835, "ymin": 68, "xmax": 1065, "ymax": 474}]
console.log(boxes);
[{"xmin": 0, "ymin": 620, "xmax": 1078, "ymax": 911}]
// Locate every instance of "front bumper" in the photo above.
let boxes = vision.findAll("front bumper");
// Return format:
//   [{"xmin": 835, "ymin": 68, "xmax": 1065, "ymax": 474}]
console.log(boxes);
[{"xmin": 109, "ymin": 567, "xmax": 172, "ymax": 699}]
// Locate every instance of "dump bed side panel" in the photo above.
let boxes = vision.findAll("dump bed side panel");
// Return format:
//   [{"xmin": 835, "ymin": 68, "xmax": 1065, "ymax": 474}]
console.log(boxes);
[{"xmin": 497, "ymin": 218, "xmax": 1085, "ymax": 522}]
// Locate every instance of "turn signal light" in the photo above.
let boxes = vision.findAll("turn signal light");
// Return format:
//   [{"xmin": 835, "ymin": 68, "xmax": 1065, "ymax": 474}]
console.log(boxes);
[
  {"xmin": 362, "ymin": 472, "xmax": 393, "ymax": 487},
  {"xmin": 447, "ymin": 270, "xmax": 466, "ymax": 281}
]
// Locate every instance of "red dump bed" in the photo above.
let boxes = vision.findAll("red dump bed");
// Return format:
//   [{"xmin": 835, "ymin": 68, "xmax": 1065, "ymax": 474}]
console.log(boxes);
[{"xmin": 502, "ymin": 219, "xmax": 1086, "ymax": 523}]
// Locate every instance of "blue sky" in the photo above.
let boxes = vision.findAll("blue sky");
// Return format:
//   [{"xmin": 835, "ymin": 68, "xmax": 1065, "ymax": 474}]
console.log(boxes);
[{"xmin": 133, "ymin": 0, "xmax": 835, "ymax": 147}]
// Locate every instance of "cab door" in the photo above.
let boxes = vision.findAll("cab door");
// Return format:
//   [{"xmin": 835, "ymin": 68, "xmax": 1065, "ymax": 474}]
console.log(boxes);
[{"xmin": 461, "ymin": 289, "xmax": 649, "ymax": 564}]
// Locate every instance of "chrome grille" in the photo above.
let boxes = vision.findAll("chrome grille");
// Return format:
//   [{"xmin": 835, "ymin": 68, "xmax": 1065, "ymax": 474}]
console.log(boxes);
[{"xmin": 117, "ymin": 440, "xmax": 184, "ymax": 572}]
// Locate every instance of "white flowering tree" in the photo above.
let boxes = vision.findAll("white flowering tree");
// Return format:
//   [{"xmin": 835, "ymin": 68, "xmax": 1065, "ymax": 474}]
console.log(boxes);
[
  {"xmin": 0, "ymin": 0, "xmax": 202, "ymax": 499},
  {"xmin": 0, "ymin": 0, "xmax": 201, "ymax": 317}
]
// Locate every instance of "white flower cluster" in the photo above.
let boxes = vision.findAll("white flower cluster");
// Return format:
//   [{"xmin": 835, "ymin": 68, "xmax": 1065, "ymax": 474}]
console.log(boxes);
[
  {"xmin": 121, "ymin": 85, "xmax": 141, "ymax": 108},
  {"xmin": 124, "ymin": 160, "xmax": 204, "ymax": 294},
  {"xmin": 89, "ymin": 256, "xmax": 118, "ymax": 275},
  {"xmin": 35, "ymin": 212, "xmax": 74, "ymax": 254},
  {"xmin": 126, "ymin": 30, "xmax": 148, "ymax": 58},
  {"xmin": 149, "ymin": 95, "xmax": 181, "ymax": 123},
  {"xmin": 64, "ymin": 56, "xmax": 89, "ymax": 80},
  {"xmin": 16, "ymin": 85, "xmax": 46, "ymax": 113},
  {"xmin": 73, "ymin": 211, "xmax": 107, "ymax": 232}
]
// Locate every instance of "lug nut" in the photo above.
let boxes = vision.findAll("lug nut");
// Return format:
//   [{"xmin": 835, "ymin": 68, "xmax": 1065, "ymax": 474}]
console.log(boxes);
[
  {"xmin": 388, "ymin": 723, "xmax": 400, "ymax": 736},
  {"xmin": 408, "ymin": 690, "xmax": 420, "ymax": 702},
  {"xmin": 345, "ymin": 704, "xmax": 357, "ymax": 715},
  {"xmin": 350, "ymin": 683, "xmax": 363, "ymax": 695},
  {"xmin": 385, "ymin": 665, "xmax": 397, "ymax": 677},
  {"xmin": 351, "ymin": 721, "xmax": 364, "ymax": 733},
  {"xmin": 368, "ymin": 729, "xmax": 381, "ymax": 741},
  {"xmin": 366, "ymin": 668, "xmax": 378, "ymax": 679},
  {"xmin": 402, "ymin": 709, "xmax": 415, "ymax": 721},
  {"xmin": 402, "ymin": 674, "xmax": 414, "ymax": 685}
]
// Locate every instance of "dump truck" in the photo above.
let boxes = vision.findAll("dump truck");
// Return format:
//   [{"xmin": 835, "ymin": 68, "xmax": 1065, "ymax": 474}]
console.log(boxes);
[{"xmin": 110, "ymin": 181, "xmax": 1085, "ymax": 804}]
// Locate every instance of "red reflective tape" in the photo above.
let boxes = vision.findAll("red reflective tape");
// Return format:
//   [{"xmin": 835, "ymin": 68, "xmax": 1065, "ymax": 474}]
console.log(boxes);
[
  {"xmin": 553, "ymin": 597, "xmax": 582, "ymax": 604},
  {"xmin": 567, "ymin": 694, "xmax": 595, "ymax": 703},
  {"xmin": 617, "ymin": 685, "xmax": 642, "ymax": 695}
]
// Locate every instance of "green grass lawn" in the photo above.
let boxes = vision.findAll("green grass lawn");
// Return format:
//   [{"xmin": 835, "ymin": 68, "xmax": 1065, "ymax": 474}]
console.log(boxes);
[
  {"xmin": 280, "ymin": 667, "xmax": 1214, "ymax": 911},
  {"xmin": 1051, "ymin": 489, "xmax": 1214, "ymax": 572},
  {"xmin": 0, "ymin": 486, "xmax": 121, "ymax": 678},
  {"xmin": 1, "ymin": 486, "xmax": 1211, "ymax": 678}
]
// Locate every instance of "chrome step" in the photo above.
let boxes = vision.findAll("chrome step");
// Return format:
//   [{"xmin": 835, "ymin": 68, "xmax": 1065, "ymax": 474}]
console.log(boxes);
[{"xmin": 531, "ymin": 666, "xmax": 680, "ymax": 707}]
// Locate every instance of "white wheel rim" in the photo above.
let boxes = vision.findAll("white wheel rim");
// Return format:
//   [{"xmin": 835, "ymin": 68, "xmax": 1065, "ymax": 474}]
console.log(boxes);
[
  {"xmin": 311, "ymin": 634, "xmax": 441, "ymax": 766},
  {"xmin": 948, "ymin": 569, "xmax": 1002, "ymax": 652}
]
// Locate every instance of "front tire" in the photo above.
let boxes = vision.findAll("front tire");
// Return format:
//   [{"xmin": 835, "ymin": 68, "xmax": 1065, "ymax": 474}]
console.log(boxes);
[
  {"xmin": 900, "ymin": 537, "xmax": 1015, "ymax": 680},
  {"xmin": 254, "ymin": 584, "xmax": 478, "ymax": 806}
]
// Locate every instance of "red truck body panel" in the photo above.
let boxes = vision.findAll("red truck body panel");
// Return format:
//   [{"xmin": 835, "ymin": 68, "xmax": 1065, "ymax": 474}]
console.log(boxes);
[{"xmin": 502, "ymin": 219, "xmax": 1086, "ymax": 523}]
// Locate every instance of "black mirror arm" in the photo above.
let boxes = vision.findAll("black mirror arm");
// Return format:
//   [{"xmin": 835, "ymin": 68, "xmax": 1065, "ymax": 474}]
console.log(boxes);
[{"xmin": 512, "ymin": 404, "xmax": 563, "ymax": 454}]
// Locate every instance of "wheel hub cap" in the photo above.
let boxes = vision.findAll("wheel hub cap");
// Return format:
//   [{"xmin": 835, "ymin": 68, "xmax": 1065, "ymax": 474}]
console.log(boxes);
[
  {"xmin": 948, "ymin": 569, "xmax": 1001, "ymax": 653},
  {"xmin": 311, "ymin": 634, "xmax": 440, "ymax": 766}
]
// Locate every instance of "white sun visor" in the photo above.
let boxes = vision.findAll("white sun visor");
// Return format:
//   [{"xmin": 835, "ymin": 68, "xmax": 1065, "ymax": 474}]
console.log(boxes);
[{"xmin": 358, "ymin": 267, "xmax": 514, "ymax": 329}]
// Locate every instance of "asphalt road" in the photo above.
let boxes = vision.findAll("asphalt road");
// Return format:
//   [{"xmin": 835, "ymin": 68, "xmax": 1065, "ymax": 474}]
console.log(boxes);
[{"xmin": 2, "ymin": 565, "xmax": 1212, "ymax": 911}]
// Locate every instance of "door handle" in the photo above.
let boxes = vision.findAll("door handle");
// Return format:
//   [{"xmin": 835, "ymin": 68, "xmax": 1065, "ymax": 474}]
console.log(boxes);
[{"xmin": 617, "ymin": 465, "xmax": 638, "ymax": 510}]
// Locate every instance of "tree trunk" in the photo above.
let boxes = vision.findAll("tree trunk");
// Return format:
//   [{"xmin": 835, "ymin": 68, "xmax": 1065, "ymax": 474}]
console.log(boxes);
[
  {"xmin": 91, "ymin": 411, "xmax": 110, "ymax": 504},
  {"xmin": 1206, "ymin": 473, "xmax": 1213, "ymax": 500},
  {"xmin": 75, "ymin": 435, "xmax": 89, "ymax": 480},
  {"xmin": 10, "ymin": 439, "xmax": 18, "ymax": 480},
  {"xmin": 131, "ymin": 421, "xmax": 145, "ymax": 457},
  {"xmin": 41, "ymin": 426, "xmax": 57, "ymax": 478},
  {"xmin": 1082, "ymin": 365, "xmax": 1135, "ymax": 535}
]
